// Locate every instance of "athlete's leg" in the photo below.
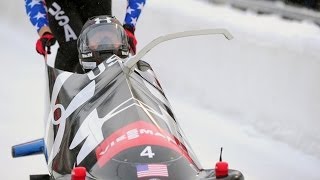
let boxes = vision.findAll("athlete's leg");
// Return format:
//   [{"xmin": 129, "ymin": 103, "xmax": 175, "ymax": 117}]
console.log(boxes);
[{"xmin": 45, "ymin": 0, "xmax": 83, "ymax": 72}]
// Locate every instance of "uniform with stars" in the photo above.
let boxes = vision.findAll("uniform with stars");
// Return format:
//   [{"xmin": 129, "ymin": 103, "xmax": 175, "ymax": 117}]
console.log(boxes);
[{"xmin": 25, "ymin": 0, "xmax": 146, "ymax": 32}]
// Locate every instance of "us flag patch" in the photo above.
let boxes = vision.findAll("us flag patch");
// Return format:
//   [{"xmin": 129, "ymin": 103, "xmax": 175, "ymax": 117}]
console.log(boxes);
[{"xmin": 136, "ymin": 164, "xmax": 169, "ymax": 178}]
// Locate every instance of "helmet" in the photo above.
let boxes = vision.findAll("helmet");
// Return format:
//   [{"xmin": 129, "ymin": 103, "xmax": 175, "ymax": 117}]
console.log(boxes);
[{"xmin": 77, "ymin": 15, "xmax": 130, "ymax": 71}]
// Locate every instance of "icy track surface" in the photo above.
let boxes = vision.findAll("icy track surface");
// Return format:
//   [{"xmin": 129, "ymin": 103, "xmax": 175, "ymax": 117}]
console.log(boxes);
[{"xmin": 1, "ymin": 0, "xmax": 320, "ymax": 179}]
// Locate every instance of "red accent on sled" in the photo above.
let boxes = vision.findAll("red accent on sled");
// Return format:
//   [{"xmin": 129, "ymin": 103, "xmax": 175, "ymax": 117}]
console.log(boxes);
[
  {"xmin": 71, "ymin": 167, "xmax": 86, "ymax": 180},
  {"xmin": 215, "ymin": 161, "xmax": 229, "ymax": 178},
  {"xmin": 95, "ymin": 120, "xmax": 195, "ymax": 167},
  {"xmin": 53, "ymin": 100, "xmax": 62, "ymax": 121}
]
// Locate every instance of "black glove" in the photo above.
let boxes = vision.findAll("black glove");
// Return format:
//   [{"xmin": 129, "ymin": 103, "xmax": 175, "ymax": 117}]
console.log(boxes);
[
  {"xmin": 36, "ymin": 32, "xmax": 56, "ymax": 56},
  {"xmin": 123, "ymin": 24, "xmax": 137, "ymax": 55}
]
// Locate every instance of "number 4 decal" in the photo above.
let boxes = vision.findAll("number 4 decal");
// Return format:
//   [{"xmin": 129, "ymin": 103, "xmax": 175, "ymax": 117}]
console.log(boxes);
[{"xmin": 140, "ymin": 146, "xmax": 155, "ymax": 158}]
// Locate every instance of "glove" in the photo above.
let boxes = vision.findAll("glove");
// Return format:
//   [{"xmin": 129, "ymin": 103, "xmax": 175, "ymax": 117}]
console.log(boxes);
[
  {"xmin": 123, "ymin": 24, "xmax": 137, "ymax": 55},
  {"xmin": 36, "ymin": 32, "xmax": 56, "ymax": 56}
]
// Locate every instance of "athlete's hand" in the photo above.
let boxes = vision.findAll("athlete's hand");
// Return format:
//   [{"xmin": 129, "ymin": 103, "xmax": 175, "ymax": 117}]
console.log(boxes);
[
  {"xmin": 123, "ymin": 24, "xmax": 137, "ymax": 55},
  {"xmin": 36, "ymin": 32, "xmax": 56, "ymax": 56}
]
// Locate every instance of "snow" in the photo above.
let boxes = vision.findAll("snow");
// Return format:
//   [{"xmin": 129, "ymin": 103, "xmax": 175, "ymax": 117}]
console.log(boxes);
[{"xmin": 1, "ymin": 0, "xmax": 320, "ymax": 179}]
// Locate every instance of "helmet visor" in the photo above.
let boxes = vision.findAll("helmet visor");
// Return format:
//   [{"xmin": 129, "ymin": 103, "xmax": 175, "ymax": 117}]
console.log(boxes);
[{"xmin": 86, "ymin": 24, "xmax": 124, "ymax": 51}]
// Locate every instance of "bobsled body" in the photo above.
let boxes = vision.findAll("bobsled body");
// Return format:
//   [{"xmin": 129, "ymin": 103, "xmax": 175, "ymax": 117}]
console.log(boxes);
[{"xmin": 45, "ymin": 56, "xmax": 204, "ymax": 179}]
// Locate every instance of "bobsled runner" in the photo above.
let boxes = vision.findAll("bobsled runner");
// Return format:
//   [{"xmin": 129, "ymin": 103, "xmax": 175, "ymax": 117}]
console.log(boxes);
[{"xmin": 12, "ymin": 28, "xmax": 244, "ymax": 180}]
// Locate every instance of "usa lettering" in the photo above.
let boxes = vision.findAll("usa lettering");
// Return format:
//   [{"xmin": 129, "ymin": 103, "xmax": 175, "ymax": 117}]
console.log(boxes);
[
  {"xmin": 48, "ymin": 2, "xmax": 77, "ymax": 42},
  {"xmin": 87, "ymin": 55, "xmax": 119, "ymax": 80}
]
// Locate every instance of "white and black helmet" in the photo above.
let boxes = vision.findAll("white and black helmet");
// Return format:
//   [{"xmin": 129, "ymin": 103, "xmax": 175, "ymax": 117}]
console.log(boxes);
[{"xmin": 77, "ymin": 15, "xmax": 130, "ymax": 71}]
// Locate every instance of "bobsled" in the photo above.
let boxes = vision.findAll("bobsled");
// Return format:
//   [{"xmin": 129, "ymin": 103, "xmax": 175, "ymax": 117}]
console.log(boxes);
[{"xmin": 12, "ymin": 29, "xmax": 244, "ymax": 180}]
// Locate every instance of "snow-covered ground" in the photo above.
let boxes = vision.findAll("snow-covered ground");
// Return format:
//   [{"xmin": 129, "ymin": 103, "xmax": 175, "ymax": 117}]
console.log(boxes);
[{"xmin": 1, "ymin": 0, "xmax": 320, "ymax": 179}]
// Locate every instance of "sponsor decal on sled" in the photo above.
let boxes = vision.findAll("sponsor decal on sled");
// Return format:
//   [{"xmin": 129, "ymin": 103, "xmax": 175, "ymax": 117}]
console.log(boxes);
[{"xmin": 95, "ymin": 120, "xmax": 194, "ymax": 167}]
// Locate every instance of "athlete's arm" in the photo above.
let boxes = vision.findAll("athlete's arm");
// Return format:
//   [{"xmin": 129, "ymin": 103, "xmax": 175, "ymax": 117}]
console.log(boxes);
[
  {"xmin": 124, "ymin": 0, "xmax": 146, "ymax": 28},
  {"xmin": 25, "ymin": 0, "xmax": 52, "ymax": 36}
]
